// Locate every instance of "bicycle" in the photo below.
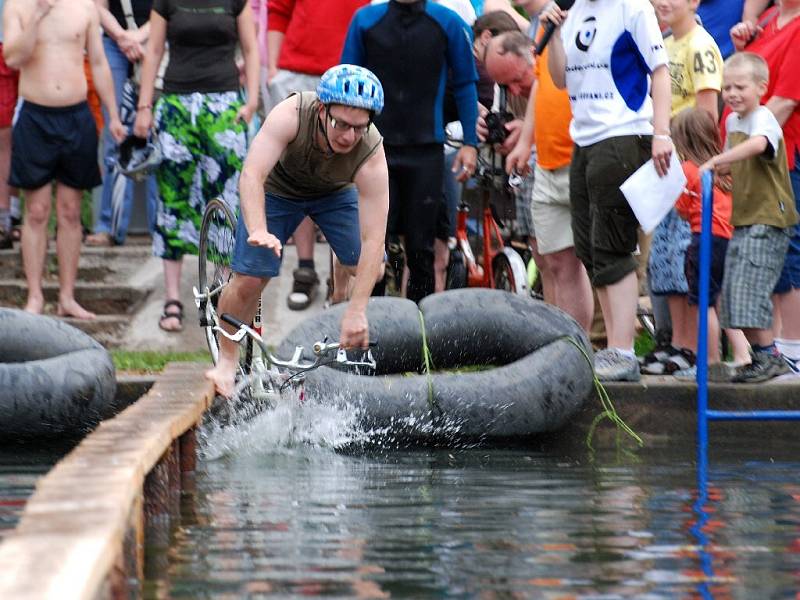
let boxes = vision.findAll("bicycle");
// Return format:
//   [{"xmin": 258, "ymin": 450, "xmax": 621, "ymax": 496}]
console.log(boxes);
[
  {"xmin": 445, "ymin": 143, "xmax": 529, "ymax": 295},
  {"xmin": 194, "ymin": 197, "xmax": 375, "ymax": 408}
]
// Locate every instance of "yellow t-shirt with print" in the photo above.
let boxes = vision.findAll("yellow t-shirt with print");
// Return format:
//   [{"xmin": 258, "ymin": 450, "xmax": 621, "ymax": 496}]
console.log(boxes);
[{"xmin": 665, "ymin": 25, "xmax": 723, "ymax": 117}]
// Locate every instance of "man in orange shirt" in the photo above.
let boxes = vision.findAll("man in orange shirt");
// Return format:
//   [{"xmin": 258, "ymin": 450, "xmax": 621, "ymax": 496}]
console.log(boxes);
[{"xmin": 505, "ymin": 5, "xmax": 593, "ymax": 332}]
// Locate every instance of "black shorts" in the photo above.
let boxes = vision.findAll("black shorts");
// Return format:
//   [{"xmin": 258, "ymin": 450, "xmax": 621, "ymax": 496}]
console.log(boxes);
[
  {"xmin": 9, "ymin": 100, "xmax": 101, "ymax": 191},
  {"xmin": 570, "ymin": 135, "xmax": 651, "ymax": 287},
  {"xmin": 685, "ymin": 233, "xmax": 729, "ymax": 306}
]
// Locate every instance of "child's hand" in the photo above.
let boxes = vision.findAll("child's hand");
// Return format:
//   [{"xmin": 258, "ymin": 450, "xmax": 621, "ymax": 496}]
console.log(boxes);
[{"xmin": 698, "ymin": 159, "xmax": 715, "ymax": 174}]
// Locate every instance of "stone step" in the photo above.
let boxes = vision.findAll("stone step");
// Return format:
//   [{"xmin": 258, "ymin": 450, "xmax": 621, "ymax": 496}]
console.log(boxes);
[
  {"xmin": 0, "ymin": 244, "xmax": 152, "ymax": 283},
  {"xmin": 0, "ymin": 280, "xmax": 150, "ymax": 315},
  {"xmin": 59, "ymin": 314, "xmax": 133, "ymax": 348}
]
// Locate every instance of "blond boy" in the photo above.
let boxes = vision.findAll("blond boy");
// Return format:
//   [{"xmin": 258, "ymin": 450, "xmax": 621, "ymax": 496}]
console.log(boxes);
[{"xmin": 701, "ymin": 53, "xmax": 799, "ymax": 382}]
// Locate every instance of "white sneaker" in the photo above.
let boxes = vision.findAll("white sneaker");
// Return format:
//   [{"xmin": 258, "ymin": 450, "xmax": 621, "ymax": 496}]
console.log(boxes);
[{"xmin": 594, "ymin": 348, "xmax": 641, "ymax": 382}]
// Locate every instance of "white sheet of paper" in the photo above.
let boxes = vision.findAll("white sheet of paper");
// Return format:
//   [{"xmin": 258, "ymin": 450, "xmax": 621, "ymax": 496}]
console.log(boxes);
[{"xmin": 620, "ymin": 152, "xmax": 687, "ymax": 234}]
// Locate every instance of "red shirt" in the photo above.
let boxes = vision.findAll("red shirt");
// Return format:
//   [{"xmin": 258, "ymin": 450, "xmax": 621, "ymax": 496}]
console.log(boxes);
[
  {"xmin": 746, "ymin": 8, "xmax": 800, "ymax": 170},
  {"xmin": 268, "ymin": 0, "xmax": 368, "ymax": 76},
  {"xmin": 674, "ymin": 161, "xmax": 734, "ymax": 239}
]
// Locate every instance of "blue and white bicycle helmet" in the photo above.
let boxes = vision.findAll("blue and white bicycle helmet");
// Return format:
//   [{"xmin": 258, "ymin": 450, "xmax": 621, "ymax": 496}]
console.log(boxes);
[{"xmin": 316, "ymin": 64, "xmax": 384, "ymax": 115}]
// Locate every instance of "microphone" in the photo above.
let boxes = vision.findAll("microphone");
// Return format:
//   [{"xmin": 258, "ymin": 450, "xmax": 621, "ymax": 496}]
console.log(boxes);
[{"xmin": 534, "ymin": 0, "xmax": 576, "ymax": 56}]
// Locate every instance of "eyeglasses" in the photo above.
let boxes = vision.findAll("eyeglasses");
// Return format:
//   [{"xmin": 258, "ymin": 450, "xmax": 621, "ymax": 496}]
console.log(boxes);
[{"xmin": 327, "ymin": 112, "xmax": 370, "ymax": 136}]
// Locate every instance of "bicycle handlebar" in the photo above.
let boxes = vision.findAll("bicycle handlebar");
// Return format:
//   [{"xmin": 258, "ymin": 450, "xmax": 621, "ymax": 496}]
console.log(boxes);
[{"xmin": 217, "ymin": 313, "xmax": 377, "ymax": 374}]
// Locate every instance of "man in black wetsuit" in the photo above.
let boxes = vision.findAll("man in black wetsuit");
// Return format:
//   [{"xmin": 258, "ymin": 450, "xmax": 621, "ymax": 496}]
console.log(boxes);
[{"xmin": 342, "ymin": 0, "xmax": 479, "ymax": 303}]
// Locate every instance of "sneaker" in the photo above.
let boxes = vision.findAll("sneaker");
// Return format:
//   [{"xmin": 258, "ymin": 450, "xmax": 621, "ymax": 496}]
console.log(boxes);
[
  {"xmin": 595, "ymin": 348, "xmax": 641, "ymax": 382},
  {"xmin": 287, "ymin": 267, "xmax": 319, "ymax": 311},
  {"xmin": 731, "ymin": 352, "xmax": 791, "ymax": 384},
  {"xmin": 673, "ymin": 365, "xmax": 696, "ymax": 381},
  {"xmin": 782, "ymin": 355, "xmax": 800, "ymax": 375},
  {"xmin": 673, "ymin": 363, "xmax": 734, "ymax": 383}
]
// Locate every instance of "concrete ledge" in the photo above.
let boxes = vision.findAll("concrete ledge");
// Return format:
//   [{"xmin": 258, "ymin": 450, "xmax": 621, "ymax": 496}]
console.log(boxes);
[
  {"xmin": 0, "ymin": 363, "xmax": 213, "ymax": 600},
  {"xmin": 560, "ymin": 375, "xmax": 800, "ymax": 447}
]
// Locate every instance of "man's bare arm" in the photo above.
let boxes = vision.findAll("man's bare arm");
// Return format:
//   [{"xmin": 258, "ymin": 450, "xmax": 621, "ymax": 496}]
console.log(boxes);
[
  {"xmin": 766, "ymin": 97, "xmax": 799, "ymax": 128},
  {"xmin": 238, "ymin": 97, "xmax": 300, "ymax": 245},
  {"xmin": 339, "ymin": 143, "xmax": 390, "ymax": 348},
  {"xmin": 86, "ymin": 2, "xmax": 123, "ymax": 140},
  {"xmin": 349, "ymin": 145, "xmax": 389, "ymax": 313},
  {"xmin": 2, "ymin": 0, "xmax": 54, "ymax": 69},
  {"xmin": 266, "ymin": 30, "xmax": 285, "ymax": 81}
]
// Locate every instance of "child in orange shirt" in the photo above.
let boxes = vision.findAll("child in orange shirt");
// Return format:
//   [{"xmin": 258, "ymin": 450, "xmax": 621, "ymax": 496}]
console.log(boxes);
[{"xmin": 672, "ymin": 106, "xmax": 750, "ymax": 373}]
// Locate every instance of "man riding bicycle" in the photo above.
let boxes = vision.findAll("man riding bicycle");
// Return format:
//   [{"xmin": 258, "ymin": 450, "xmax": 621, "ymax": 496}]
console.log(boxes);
[{"xmin": 205, "ymin": 64, "xmax": 389, "ymax": 397}]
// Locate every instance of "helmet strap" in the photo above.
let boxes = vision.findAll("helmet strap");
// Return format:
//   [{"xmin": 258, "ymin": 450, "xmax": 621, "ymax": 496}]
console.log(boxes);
[{"xmin": 318, "ymin": 107, "xmax": 336, "ymax": 156}]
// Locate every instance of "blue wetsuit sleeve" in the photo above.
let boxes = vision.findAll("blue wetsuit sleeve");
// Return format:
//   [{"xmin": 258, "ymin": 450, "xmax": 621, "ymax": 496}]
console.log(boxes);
[
  {"xmin": 445, "ymin": 15, "xmax": 479, "ymax": 146},
  {"xmin": 341, "ymin": 12, "xmax": 366, "ymax": 65}
]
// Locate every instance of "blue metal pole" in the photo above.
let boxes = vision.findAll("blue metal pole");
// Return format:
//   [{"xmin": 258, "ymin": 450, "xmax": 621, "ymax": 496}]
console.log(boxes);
[{"xmin": 697, "ymin": 171, "xmax": 713, "ymax": 459}]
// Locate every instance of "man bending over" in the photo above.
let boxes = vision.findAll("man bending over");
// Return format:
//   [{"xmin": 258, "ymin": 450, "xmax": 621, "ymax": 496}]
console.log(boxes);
[{"xmin": 206, "ymin": 64, "xmax": 389, "ymax": 397}]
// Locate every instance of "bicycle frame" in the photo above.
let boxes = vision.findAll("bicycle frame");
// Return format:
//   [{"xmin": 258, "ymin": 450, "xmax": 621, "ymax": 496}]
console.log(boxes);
[{"xmin": 450, "ymin": 149, "xmax": 528, "ymax": 295}]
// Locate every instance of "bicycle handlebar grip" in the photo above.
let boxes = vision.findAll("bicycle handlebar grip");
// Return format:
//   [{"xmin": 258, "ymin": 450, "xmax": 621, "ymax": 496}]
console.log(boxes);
[{"xmin": 221, "ymin": 313, "xmax": 248, "ymax": 330}]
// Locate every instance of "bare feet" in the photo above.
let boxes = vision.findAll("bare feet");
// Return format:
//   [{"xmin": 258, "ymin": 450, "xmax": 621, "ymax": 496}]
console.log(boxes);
[
  {"xmin": 57, "ymin": 298, "xmax": 97, "ymax": 320},
  {"xmin": 24, "ymin": 295, "xmax": 45, "ymax": 315},
  {"xmin": 205, "ymin": 362, "xmax": 236, "ymax": 398}
]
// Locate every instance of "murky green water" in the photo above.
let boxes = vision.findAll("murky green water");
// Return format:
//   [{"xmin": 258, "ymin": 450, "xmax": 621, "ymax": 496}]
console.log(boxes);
[
  {"xmin": 0, "ymin": 441, "xmax": 76, "ymax": 538},
  {"xmin": 142, "ymin": 405, "xmax": 800, "ymax": 599}
]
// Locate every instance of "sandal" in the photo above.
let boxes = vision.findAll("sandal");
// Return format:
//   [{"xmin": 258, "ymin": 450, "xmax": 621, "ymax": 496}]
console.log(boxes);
[
  {"xmin": 85, "ymin": 232, "xmax": 114, "ymax": 247},
  {"xmin": 287, "ymin": 267, "xmax": 319, "ymax": 311},
  {"xmin": 159, "ymin": 299, "xmax": 184, "ymax": 332}
]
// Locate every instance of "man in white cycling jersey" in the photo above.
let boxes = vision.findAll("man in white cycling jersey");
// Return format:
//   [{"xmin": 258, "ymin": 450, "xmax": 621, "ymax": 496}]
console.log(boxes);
[{"xmin": 206, "ymin": 64, "xmax": 389, "ymax": 397}]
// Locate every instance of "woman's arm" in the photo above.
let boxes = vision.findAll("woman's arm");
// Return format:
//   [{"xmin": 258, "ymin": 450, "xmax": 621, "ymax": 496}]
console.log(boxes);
[
  {"xmin": 132, "ymin": 11, "xmax": 167, "ymax": 137},
  {"xmin": 237, "ymin": 3, "xmax": 260, "ymax": 124}
]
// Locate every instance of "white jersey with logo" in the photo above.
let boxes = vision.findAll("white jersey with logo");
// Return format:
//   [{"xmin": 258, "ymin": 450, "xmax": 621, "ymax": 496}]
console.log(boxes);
[{"xmin": 560, "ymin": 0, "xmax": 668, "ymax": 147}]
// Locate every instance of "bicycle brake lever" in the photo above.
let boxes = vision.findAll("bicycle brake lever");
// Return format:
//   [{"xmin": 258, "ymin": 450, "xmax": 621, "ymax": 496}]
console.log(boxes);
[{"xmin": 336, "ymin": 347, "xmax": 377, "ymax": 370}]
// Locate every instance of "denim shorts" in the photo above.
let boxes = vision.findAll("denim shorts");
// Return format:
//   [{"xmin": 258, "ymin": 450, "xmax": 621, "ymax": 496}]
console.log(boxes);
[
  {"xmin": 774, "ymin": 152, "xmax": 800, "ymax": 293},
  {"xmin": 231, "ymin": 187, "xmax": 360, "ymax": 278}
]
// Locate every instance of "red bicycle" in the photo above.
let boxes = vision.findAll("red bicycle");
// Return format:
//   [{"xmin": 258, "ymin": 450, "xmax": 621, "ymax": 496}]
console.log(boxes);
[{"xmin": 446, "ymin": 147, "xmax": 528, "ymax": 294}]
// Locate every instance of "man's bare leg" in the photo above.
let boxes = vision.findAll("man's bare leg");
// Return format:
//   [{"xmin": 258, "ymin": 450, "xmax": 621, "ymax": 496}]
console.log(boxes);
[
  {"xmin": 331, "ymin": 260, "xmax": 357, "ymax": 304},
  {"xmin": 547, "ymin": 247, "xmax": 593, "ymax": 332},
  {"xmin": 21, "ymin": 184, "xmax": 52, "ymax": 314},
  {"xmin": 596, "ymin": 270, "xmax": 638, "ymax": 349},
  {"xmin": 206, "ymin": 273, "xmax": 269, "ymax": 396},
  {"xmin": 0, "ymin": 127, "xmax": 12, "ymax": 244},
  {"xmin": 433, "ymin": 238, "xmax": 448, "ymax": 293},
  {"xmin": 55, "ymin": 183, "xmax": 95, "ymax": 320}
]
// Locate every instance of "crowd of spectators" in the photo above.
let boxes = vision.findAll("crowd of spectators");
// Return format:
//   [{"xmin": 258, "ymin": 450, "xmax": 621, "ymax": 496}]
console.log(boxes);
[{"xmin": 0, "ymin": 0, "xmax": 797, "ymax": 384}]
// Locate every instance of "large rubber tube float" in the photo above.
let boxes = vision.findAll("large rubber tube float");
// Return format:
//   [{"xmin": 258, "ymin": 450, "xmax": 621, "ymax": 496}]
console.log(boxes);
[
  {"xmin": 278, "ymin": 289, "xmax": 594, "ymax": 442},
  {"xmin": 0, "ymin": 308, "xmax": 117, "ymax": 438}
]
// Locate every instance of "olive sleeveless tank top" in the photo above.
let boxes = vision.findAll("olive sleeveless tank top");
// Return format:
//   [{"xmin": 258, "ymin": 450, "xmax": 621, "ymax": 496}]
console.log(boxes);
[{"xmin": 265, "ymin": 92, "xmax": 382, "ymax": 199}]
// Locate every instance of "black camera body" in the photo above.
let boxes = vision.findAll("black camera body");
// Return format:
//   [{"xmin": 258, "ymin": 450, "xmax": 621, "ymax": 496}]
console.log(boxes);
[{"xmin": 484, "ymin": 110, "xmax": 514, "ymax": 145}]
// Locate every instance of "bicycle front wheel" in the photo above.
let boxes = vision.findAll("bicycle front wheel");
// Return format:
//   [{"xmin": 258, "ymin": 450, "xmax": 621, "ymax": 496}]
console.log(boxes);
[
  {"xmin": 198, "ymin": 198, "xmax": 240, "ymax": 365},
  {"xmin": 492, "ymin": 253, "xmax": 518, "ymax": 293}
]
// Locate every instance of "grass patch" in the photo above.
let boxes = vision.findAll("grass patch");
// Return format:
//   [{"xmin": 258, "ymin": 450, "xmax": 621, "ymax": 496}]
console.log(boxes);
[
  {"xmin": 112, "ymin": 349, "xmax": 210, "ymax": 373},
  {"xmin": 634, "ymin": 330, "xmax": 655, "ymax": 358}
]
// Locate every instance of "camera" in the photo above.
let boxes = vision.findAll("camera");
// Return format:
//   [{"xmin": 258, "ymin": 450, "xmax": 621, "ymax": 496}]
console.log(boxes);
[
  {"xmin": 484, "ymin": 85, "xmax": 513, "ymax": 145},
  {"xmin": 485, "ymin": 110, "xmax": 514, "ymax": 145}
]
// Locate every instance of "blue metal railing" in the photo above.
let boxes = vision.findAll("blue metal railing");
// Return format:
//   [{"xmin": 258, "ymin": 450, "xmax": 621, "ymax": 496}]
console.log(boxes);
[
  {"xmin": 694, "ymin": 170, "xmax": 800, "ymax": 597},
  {"xmin": 695, "ymin": 170, "xmax": 800, "ymax": 451}
]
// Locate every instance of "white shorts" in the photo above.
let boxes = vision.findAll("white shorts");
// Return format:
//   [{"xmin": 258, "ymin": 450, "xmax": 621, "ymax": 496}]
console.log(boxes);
[
  {"xmin": 531, "ymin": 164, "xmax": 573, "ymax": 255},
  {"xmin": 267, "ymin": 70, "xmax": 321, "ymax": 112}
]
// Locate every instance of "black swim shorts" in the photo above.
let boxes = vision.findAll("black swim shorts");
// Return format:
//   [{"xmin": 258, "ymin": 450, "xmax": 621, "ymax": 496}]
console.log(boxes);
[{"xmin": 9, "ymin": 100, "xmax": 102, "ymax": 191}]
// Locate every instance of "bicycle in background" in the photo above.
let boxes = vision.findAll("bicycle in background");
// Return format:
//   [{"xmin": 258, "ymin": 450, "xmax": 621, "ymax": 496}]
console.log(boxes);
[{"xmin": 445, "ymin": 142, "xmax": 529, "ymax": 296}]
